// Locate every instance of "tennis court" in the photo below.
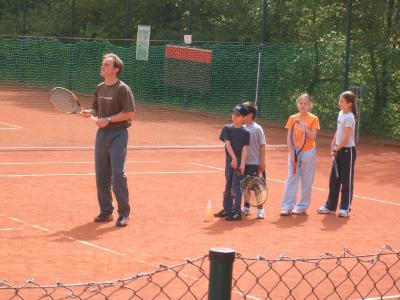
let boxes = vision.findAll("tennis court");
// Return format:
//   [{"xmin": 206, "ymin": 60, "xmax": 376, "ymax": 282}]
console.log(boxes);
[{"xmin": 1, "ymin": 85, "xmax": 399, "ymax": 298}]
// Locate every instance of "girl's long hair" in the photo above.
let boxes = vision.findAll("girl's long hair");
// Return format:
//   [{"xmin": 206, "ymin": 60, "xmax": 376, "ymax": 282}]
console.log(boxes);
[{"xmin": 340, "ymin": 91, "xmax": 357, "ymax": 119}]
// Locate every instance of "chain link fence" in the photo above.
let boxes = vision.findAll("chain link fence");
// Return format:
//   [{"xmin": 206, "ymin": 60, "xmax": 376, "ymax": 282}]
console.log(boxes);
[{"xmin": 1, "ymin": 245, "xmax": 399, "ymax": 299}]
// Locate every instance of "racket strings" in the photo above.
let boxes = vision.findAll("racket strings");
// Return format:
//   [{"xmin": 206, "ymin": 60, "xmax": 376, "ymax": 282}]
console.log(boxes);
[
  {"xmin": 242, "ymin": 176, "xmax": 267, "ymax": 207},
  {"xmin": 49, "ymin": 88, "xmax": 82, "ymax": 114},
  {"xmin": 290, "ymin": 122, "xmax": 307, "ymax": 175},
  {"xmin": 292, "ymin": 124, "xmax": 307, "ymax": 150}
]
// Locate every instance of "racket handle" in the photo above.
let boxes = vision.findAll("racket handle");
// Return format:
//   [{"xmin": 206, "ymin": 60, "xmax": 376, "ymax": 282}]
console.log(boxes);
[
  {"xmin": 78, "ymin": 110, "xmax": 96, "ymax": 120},
  {"xmin": 292, "ymin": 163, "xmax": 297, "ymax": 175}
]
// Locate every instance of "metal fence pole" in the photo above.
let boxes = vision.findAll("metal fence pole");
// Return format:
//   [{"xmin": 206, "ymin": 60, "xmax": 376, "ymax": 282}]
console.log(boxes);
[
  {"xmin": 21, "ymin": 0, "xmax": 27, "ymax": 36},
  {"xmin": 208, "ymin": 248, "xmax": 235, "ymax": 300},
  {"xmin": 262, "ymin": 0, "xmax": 268, "ymax": 44},
  {"xmin": 343, "ymin": 0, "xmax": 353, "ymax": 90},
  {"xmin": 188, "ymin": 0, "xmax": 193, "ymax": 34},
  {"xmin": 124, "ymin": 0, "xmax": 132, "ymax": 47},
  {"xmin": 257, "ymin": 0, "xmax": 268, "ymax": 116},
  {"xmin": 350, "ymin": 85, "xmax": 364, "ymax": 144},
  {"xmin": 68, "ymin": 0, "xmax": 76, "ymax": 90},
  {"xmin": 70, "ymin": 0, "xmax": 75, "ymax": 42}
]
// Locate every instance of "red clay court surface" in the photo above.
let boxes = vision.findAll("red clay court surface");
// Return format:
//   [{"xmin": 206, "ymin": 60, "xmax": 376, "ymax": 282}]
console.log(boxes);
[{"xmin": 0, "ymin": 86, "xmax": 399, "ymax": 292}]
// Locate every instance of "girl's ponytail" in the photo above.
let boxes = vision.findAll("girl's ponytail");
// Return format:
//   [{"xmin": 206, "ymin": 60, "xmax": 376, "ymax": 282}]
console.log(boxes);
[{"xmin": 340, "ymin": 91, "xmax": 357, "ymax": 119}]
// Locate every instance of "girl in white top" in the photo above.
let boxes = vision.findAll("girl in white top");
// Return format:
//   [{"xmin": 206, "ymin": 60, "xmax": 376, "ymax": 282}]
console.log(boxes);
[{"xmin": 318, "ymin": 91, "xmax": 357, "ymax": 218}]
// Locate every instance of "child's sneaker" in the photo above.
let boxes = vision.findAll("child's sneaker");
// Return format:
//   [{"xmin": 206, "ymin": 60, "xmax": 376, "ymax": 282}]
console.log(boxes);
[
  {"xmin": 256, "ymin": 208, "xmax": 265, "ymax": 219},
  {"xmin": 291, "ymin": 208, "xmax": 306, "ymax": 215},
  {"xmin": 317, "ymin": 206, "xmax": 336, "ymax": 214},
  {"xmin": 338, "ymin": 209, "xmax": 349, "ymax": 218},
  {"xmin": 214, "ymin": 209, "xmax": 230, "ymax": 217},
  {"xmin": 225, "ymin": 213, "xmax": 242, "ymax": 221},
  {"xmin": 280, "ymin": 209, "xmax": 291, "ymax": 216},
  {"xmin": 241, "ymin": 206, "xmax": 252, "ymax": 216}
]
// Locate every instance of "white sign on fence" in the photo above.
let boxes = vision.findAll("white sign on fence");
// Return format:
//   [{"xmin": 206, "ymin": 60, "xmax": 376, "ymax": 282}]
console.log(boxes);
[{"xmin": 136, "ymin": 25, "xmax": 151, "ymax": 61}]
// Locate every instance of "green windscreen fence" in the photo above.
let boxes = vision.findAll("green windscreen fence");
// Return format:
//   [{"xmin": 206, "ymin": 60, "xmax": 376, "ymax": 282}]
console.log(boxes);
[{"xmin": 0, "ymin": 37, "xmax": 399, "ymax": 145}]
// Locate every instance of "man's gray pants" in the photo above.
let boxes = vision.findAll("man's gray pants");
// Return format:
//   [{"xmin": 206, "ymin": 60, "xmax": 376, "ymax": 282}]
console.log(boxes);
[{"xmin": 95, "ymin": 127, "xmax": 130, "ymax": 218}]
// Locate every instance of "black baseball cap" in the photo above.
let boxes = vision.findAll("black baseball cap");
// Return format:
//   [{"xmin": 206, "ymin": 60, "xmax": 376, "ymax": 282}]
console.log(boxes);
[{"xmin": 232, "ymin": 104, "xmax": 249, "ymax": 116}]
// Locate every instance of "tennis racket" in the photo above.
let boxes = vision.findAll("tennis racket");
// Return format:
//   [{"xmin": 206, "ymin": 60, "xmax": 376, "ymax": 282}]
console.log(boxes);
[
  {"xmin": 290, "ymin": 119, "xmax": 307, "ymax": 175},
  {"xmin": 240, "ymin": 173, "xmax": 268, "ymax": 207},
  {"xmin": 331, "ymin": 151, "xmax": 339, "ymax": 179},
  {"xmin": 49, "ymin": 87, "xmax": 96, "ymax": 120}
]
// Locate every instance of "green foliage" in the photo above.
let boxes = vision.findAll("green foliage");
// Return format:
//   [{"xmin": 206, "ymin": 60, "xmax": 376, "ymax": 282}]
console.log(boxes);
[{"xmin": 0, "ymin": 0, "xmax": 399, "ymax": 139}]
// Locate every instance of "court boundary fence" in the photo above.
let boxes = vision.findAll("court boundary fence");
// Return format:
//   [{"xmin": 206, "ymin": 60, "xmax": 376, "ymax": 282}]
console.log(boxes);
[{"xmin": 0, "ymin": 245, "xmax": 399, "ymax": 299}]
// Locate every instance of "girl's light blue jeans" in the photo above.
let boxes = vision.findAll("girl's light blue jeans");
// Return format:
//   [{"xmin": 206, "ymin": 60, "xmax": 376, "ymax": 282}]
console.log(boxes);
[{"xmin": 281, "ymin": 147, "xmax": 316, "ymax": 212}]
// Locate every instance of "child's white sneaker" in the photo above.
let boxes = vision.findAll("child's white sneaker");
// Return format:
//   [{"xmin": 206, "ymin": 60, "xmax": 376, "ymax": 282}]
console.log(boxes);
[
  {"xmin": 241, "ymin": 206, "xmax": 251, "ymax": 216},
  {"xmin": 291, "ymin": 208, "xmax": 306, "ymax": 215},
  {"xmin": 338, "ymin": 209, "xmax": 349, "ymax": 218},
  {"xmin": 256, "ymin": 208, "xmax": 265, "ymax": 219},
  {"xmin": 317, "ymin": 206, "xmax": 336, "ymax": 214}
]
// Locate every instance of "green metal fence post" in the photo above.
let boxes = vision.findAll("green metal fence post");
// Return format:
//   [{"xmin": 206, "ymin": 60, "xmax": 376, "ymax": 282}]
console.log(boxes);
[
  {"xmin": 262, "ymin": 0, "xmax": 268, "ymax": 44},
  {"xmin": 188, "ymin": 0, "xmax": 193, "ymax": 34},
  {"xmin": 68, "ymin": 0, "xmax": 76, "ymax": 90},
  {"xmin": 70, "ymin": 0, "xmax": 75, "ymax": 42},
  {"xmin": 208, "ymin": 248, "xmax": 235, "ymax": 300},
  {"xmin": 343, "ymin": 0, "xmax": 353, "ymax": 91},
  {"xmin": 124, "ymin": 0, "xmax": 132, "ymax": 47},
  {"xmin": 21, "ymin": 0, "xmax": 27, "ymax": 36},
  {"xmin": 349, "ymin": 85, "xmax": 364, "ymax": 144},
  {"xmin": 257, "ymin": 0, "xmax": 268, "ymax": 116}
]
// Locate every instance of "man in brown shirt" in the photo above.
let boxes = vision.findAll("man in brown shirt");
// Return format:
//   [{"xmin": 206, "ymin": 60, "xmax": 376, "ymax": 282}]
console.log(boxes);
[{"xmin": 82, "ymin": 53, "xmax": 136, "ymax": 226}]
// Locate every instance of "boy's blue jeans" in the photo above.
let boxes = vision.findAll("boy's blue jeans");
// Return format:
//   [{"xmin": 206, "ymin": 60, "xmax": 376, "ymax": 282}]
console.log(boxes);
[{"xmin": 223, "ymin": 158, "xmax": 245, "ymax": 214}]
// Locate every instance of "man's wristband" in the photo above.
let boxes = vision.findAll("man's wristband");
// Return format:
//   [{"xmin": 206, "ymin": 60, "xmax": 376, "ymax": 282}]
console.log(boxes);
[{"xmin": 106, "ymin": 117, "xmax": 112, "ymax": 123}]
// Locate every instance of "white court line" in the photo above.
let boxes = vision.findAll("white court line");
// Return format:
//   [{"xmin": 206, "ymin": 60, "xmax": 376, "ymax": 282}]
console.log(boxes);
[
  {"xmin": 187, "ymin": 162, "xmax": 225, "ymax": 171},
  {"xmin": 0, "ymin": 227, "xmax": 17, "ymax": 231},
  {"xmin": 0, "ymin": 212, "xmax": 128, "ymax": 258},
  {"xmin": 361, "ymin": 295, "xmax": 400, "ymax": 300},
  {"xmin": 0, "ymin": 146, "xmax": 95, "ymax": 151},
  {"xmin": 232, "ymin": 291, "xmax": 261, "ymax": 300},
  {"xmin": 0, "ymin": 144, "xmax": 286, "ymax": 152},
  {"xmin": 0, "ymin": 160, "xmax": 160, "ymax": 165},
  {"xmin": 0, "ymin": 145, "xmax": 221, "ymax": 151},
  {"xmin": 0, "ymin": 170, "xmax": 220, "ymax": 177},
  {"xmin": 1, "ymin": 160, "xmax": 398, "ymax": 206},
  {"xmin": 0, "ymin": 210, "xmax": 261, "ymax": 299},
  {"xmin": 0, "ymin": 121, "xmax": 23, "ymax": 129},
  {"xmin": 186, "ymin": 162, "xmax": 400, "ymax": 207}
]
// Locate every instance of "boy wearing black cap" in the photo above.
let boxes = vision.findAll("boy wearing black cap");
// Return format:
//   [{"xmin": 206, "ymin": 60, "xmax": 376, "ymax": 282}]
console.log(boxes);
[{"xmin": 215, "ymin": 104, "xmax": 250, "ymax": 221}]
